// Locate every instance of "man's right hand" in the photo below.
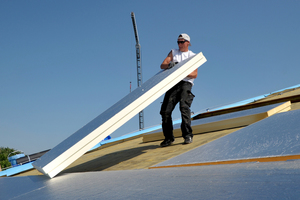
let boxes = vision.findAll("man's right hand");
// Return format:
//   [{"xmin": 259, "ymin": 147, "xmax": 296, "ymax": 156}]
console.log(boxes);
[{"xmin": 167, "ymin": 61, "xmax": 178, "ymax": 69}]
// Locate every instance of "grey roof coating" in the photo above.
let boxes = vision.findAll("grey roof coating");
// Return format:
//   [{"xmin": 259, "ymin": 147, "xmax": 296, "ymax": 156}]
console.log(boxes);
[
  {"xmin": 154, "ymin": 109, "xmax": 300, "ymax": 167},
  {"xmin": 1, "ymin": 160, "xmax": 300, "ymax": 199}
]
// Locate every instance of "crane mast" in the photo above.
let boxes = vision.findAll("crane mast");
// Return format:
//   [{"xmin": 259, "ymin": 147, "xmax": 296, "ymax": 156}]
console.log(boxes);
[{"xmin": 131, "ymin": 12, "xmax": 144, "ymax": 130}]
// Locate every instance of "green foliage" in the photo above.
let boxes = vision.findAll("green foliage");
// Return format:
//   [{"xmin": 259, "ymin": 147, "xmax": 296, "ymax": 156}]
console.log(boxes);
[{"xmin": 0, "ymin": 147, "xmax": 21, "ymax": 169}]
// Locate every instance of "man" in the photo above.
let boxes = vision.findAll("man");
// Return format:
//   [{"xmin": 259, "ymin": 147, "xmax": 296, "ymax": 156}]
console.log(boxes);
[{"xmin": 160, "ymin": 33, "xmax": 198, "ymax": 147}]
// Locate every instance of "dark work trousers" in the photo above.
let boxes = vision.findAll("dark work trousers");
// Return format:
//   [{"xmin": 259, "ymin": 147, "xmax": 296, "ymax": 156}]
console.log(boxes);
[{"xmin": 160, "ymin": 81, "xmax": 195, "ymax": 140}]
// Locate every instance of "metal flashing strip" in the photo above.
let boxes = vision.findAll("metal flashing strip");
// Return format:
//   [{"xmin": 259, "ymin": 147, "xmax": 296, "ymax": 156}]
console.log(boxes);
[
  {"xmin": 0, "ymin": 162, "xmax": 34, "ymax": 177},
  {"xmin": 33, "ymin": 52, "xmax": 207, "ymax": 178}
]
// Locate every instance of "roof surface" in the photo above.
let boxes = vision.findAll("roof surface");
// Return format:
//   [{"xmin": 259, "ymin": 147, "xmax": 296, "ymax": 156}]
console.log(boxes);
[
  {"xmin": 2, "ymin": 160, "xmax": 300, "ymax": 199},
  {"xmin": 1, "ymin": 86, "xmax": 300, "ymax": 199}
]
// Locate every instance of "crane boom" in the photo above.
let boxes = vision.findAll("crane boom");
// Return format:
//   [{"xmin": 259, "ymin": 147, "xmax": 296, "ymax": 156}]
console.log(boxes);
[
  {"xmin": 131, "ymin": 12, "xmax": 140, "ymax": 45},
  {"xmin": 131, "ymin": 12, "xmax": 144, "ymax": 130}
]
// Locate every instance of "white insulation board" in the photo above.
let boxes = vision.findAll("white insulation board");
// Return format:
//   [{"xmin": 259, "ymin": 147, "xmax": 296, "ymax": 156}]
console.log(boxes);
[{"xmin": 33, "ymin": 52, "xmax": 207, "ymax": 178}]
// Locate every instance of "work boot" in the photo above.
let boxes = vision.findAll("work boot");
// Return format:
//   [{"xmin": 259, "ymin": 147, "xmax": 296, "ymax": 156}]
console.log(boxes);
[
  {"xmin": 183, "ymin": 136, "xmax": 193, "ymax": 144},
  {"xmin": 160, "ymin": 139, "xmax": 174, "ymax": 147}
]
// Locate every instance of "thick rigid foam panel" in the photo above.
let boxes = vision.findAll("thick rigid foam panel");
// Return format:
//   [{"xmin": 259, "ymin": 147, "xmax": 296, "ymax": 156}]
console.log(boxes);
[
  {"xmin": 153, "ymin": 108, "xmax": 300, "ymax": 168},
  {"xmin": 143, "ymin": 101, "xmax": 291, "ymax": 142},
  {"xmin": 32, "ymin": 52, "xmax": 207, "ymax": 178}
]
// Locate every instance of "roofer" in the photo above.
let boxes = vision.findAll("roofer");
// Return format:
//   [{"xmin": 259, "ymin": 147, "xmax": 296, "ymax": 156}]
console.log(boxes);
[{"xmin": 159, "ymin": 33, "xmax": 197, "ymax": 147}]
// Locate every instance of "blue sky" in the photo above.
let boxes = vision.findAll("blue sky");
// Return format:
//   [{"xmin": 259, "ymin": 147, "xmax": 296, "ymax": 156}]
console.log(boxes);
[{"xmin": 1, "ymin": 0, "xmax": 300, "ymax": 154}]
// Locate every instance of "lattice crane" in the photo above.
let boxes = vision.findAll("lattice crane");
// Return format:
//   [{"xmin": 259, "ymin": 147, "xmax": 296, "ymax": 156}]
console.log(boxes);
[{"xmin": 131, "ymin": 12, "xmax": 144, "ymax": 130}]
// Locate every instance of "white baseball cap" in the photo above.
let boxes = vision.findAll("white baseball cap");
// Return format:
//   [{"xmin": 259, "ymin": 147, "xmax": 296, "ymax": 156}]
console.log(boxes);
[{"xmin": 178, "ymin": 33, "xmax": 191, "ymax": 46}]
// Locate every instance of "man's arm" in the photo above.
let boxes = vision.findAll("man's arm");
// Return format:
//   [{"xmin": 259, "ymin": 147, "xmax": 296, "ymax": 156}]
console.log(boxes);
[
  {"xmin": 160, "ymin": 50, "xmax": 197, "ymax": 78},
  {"xmin": 187, "ymin": 68, "xmax": 198, "ymax": 79},
  {"xmin": 160, "ymin": 51, "xmax": 173, "ymax": 69}
]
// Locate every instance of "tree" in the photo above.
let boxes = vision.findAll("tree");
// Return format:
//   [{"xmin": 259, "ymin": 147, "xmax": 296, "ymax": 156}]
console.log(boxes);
[{"xmin": 0, "ymin": 147, "xmax": 21, "ymax": 169}]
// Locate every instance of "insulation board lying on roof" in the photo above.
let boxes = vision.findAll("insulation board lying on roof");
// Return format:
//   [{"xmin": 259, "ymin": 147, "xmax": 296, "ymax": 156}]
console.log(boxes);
[
  {"xmin": 32, "ymin": 52, "xmax": 207, "ymax": 178},
  {"xmin": 152, "ymin": 107, "xmax": 300, "ymax": 169},
  {"xmin": 143, "ymin": 101, "xmax": 291, "ymax": 142}
]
